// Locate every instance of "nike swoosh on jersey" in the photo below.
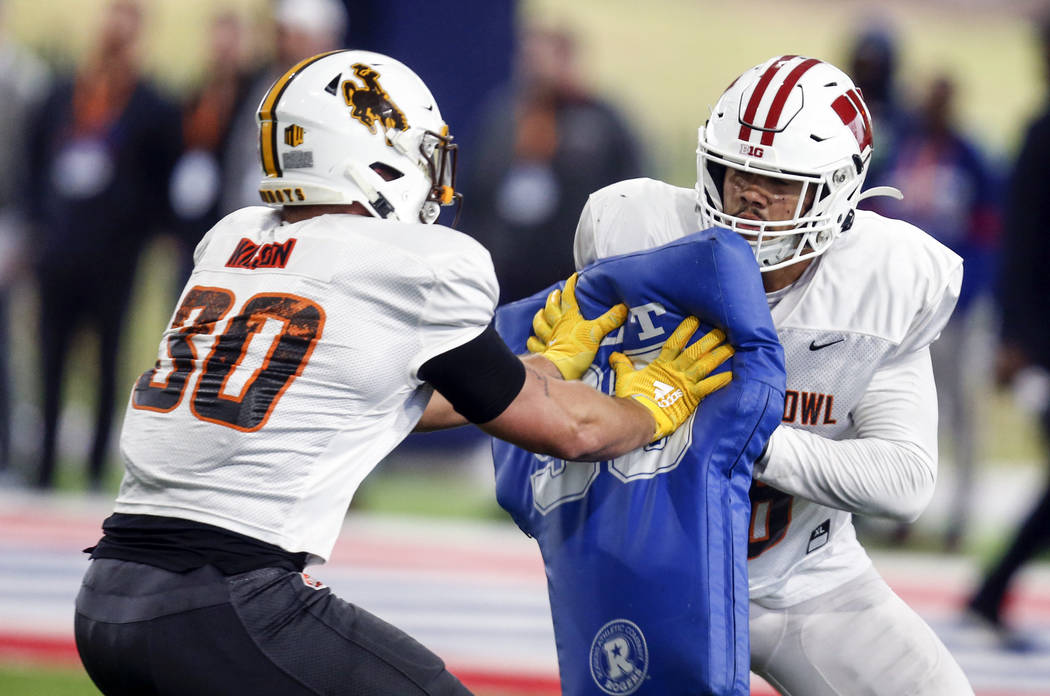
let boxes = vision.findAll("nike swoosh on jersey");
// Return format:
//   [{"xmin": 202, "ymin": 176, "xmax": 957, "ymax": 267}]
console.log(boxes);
[{"xmin": 808, "ymin": 338, "xmax": 845, "ymax": 351}]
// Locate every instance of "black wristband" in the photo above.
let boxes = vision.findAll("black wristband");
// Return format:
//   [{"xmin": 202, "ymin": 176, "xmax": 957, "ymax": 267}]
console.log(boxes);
[{"xmin": 419, "ymin": 324, "xmax": 526, "ymax": 423}]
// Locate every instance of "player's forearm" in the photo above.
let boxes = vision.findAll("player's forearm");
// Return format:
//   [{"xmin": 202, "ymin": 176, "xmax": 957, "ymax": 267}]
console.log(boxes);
[
  {"xmin": 757, "ymin": 348, "xmax": 938, "ymax": 521},
  {"xmin": 521, "ymin": 352, "xmax": 564, "ymax": 379},
  {"xmin": 415, "ymin": 352, "xmax": 597, "ymax": 434},
  {"xmin": 480, "ymin": 365, "xmax": 656, "ymax": 462},
  {"xmin": 515, "ymin": 354, "xmax": 657, "ymax": 459},
  {"xmin": 550, "ymin": 380, "xmax": 657, "ymax": 461},
  {"xmin": 756, "ymin": 427, "xmax": 935, "ymax": 521}
]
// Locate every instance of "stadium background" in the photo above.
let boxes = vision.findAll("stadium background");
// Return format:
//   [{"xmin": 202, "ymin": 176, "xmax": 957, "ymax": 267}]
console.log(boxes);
[{"xmin": 0, "ymin": 0, "xmax": 1048, "ymax": 694}]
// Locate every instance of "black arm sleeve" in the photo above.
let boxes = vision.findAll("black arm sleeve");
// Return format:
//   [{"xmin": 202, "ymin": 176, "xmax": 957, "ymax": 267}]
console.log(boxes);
[{"xmin": 418, "ymin": 324, "xmax": 527, "ymax": 424}]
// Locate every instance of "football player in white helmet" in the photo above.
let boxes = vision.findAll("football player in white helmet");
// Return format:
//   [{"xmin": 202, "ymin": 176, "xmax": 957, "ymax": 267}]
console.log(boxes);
[
  {"xmin": 568, "ymin": 55, "xmax": 974, "ymax": 694},
  {"xmin": 73, "ymin": 50, "xmax": 734, "ymax": 696}
]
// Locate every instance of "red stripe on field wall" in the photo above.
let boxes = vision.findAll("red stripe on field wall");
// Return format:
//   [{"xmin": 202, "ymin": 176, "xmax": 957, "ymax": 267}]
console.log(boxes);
[
  {"xmin": 1, "ymin": 634, "xmax": 1045, "ymax": 696},
  {"xmin": 458, "ymin": 670, "xmax": 561, "ymax": 695},
  {"xmin": 0, "ymin": 633, "xmax": 80, "ymax": 664},
  {"xmin": 0, "ymin": 633, "xmax": 564, "ymax": 696}
]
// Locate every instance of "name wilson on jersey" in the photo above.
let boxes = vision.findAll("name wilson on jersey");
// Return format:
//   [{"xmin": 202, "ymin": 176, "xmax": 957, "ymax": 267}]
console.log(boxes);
[{"xmin": 226, "ymin": 237, "xmax": 298, "ymax": 270}]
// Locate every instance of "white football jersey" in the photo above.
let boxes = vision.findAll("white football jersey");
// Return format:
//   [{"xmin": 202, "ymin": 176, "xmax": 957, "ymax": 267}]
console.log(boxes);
[
  {"xmin": 575, "ymin": 178, "xmax": 962, "ymax": 607},
  {"xmin": 115, "ymin": 207, "xmax": 498, "ymax": 564}
]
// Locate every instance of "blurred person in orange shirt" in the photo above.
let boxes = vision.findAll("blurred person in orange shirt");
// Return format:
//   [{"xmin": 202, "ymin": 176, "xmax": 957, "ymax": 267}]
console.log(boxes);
[
  {"xmin": 169, "ymin": 9, "xmax": 255, "ymax": 285},
  {"xmin": 25, "ymin": 0, "xmax": 181, "ymax": 490}
]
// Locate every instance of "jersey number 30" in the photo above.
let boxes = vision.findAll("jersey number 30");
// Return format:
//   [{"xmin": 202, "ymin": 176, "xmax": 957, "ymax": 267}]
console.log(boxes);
[{"xmin": 132, "ymin": 285, "xmax": 325, "ymax": 431}]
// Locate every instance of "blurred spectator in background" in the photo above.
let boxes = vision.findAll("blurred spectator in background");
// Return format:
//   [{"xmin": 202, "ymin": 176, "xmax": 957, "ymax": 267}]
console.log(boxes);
[
  {"xmin": 873, "ymin": 72, "xmax": 1001, "ymax": 552},
  {"xmin": 0, "ymin": 0, "xmax": 50, "ymax": 477},
  {"xmin": 25, "ymin": 0, "xmax": 181, "ymax": 490},
  {"xmin": 965, "ymin": 11, "xmax": 1050, "ymax": 652},
  {"xmin": 847, "ymin": 23, "xmax": 911, "ymax": 191},
  {"xmin": 220, "ymin": 0, "xmax": 348, "ymax": 214},
  {"xmin": 461, "ymin": 25, "xmax": 644, "ymax": 305},
  {"xmin": 169, "ymin": 9, "xmax": 254, "ymax": 285}
]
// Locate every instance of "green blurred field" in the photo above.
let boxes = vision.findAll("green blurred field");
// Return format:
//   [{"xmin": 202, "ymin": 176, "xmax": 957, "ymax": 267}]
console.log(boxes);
[
  {"xmin": 0, "ymin": 663, "xmax": 99, "ymax": 696},
  {"xmin": 0, "ymin": 661, "xmax": 527, "ymax": 696}
]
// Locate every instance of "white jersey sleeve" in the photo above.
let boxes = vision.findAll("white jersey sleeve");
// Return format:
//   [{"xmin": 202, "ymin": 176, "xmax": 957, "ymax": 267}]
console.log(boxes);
[
  {"xmin": 573, "ymin": 178, "xmax": 698, "ymax": 270},
  {"xmin": 192, "ymin": 228, "xmax": 213, "ymax": 265},
  {"xmin": 885, "ymin": 230, "xmax": 963, "ymax": 360},
  {"xmin": 756, "ymin": 346, "xmax": 938, "ymax": 521},
  {"xmin": 410, "ymin": 238, "xmax": 499, "ymax": 376}
]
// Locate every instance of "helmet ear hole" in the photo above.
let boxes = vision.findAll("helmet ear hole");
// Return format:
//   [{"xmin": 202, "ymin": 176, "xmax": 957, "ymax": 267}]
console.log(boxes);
[{"xmin": 370, "ymin": 162, "xmax": 404, "ymax": 181}]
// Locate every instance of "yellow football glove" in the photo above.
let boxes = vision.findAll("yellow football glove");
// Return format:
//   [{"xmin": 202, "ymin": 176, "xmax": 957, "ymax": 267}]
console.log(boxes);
[
  {"xmin": 528, "ymin": 273, "xmax": 628, "ymax": 381},
  {"xmin": 610, "ymin": 317, "xmax": 734, "ymax": 442}
]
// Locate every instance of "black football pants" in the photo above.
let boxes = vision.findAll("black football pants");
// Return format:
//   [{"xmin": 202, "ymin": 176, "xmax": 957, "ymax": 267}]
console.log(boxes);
[{"xmin": 74, "ymin": 559, "xmax": 473, "ymax": 695}]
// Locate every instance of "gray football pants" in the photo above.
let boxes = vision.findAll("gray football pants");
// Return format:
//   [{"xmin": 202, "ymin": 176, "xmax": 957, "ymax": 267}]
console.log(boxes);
[{"xmin": 75, "ymin": 559, "xmax": 472, "ymax": 696}]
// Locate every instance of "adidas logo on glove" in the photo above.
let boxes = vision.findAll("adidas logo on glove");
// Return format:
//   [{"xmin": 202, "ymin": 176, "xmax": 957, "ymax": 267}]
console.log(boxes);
[
  {"xmin": 654, "ymin": 380, "xmax": 684, "ymax": 408},
  {"xmin": 610, "ymin": 318, "xmax": 733, "ymax": 443}
]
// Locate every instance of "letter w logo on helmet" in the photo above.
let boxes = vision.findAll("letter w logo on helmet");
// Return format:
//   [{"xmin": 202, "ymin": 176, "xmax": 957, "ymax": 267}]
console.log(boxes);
[
  {"xmin": 342, "ymin": 64, "xmax": 408, "ymax": 135},
  {"xmin": 830, "ymin": 89, "xmax": 873, "ymax": 151}
]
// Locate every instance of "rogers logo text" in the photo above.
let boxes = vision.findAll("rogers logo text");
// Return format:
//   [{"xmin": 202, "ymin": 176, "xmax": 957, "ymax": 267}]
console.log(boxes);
[{"xmin": 590, "ymin": 619, "xmax": 649, "ymax": 695}]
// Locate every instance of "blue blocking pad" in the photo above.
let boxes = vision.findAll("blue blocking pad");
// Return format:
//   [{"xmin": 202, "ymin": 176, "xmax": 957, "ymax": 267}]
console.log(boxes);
[{"xmin": 493, "ymin": 227, "xmax": 785, "ymax": 696}]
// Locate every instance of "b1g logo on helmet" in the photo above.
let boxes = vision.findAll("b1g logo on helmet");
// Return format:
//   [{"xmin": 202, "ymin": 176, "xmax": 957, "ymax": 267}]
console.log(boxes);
[
  {"xmin": 342, "ymin": 64, "xmax": 408, "ymax": 134},
  {"xmin": 739, "ymin": 144, "xmax": 765, "ymax": 158},
  {"xmin": 589, "ymin": 619, "xmax": 649, "ymax": 695}
]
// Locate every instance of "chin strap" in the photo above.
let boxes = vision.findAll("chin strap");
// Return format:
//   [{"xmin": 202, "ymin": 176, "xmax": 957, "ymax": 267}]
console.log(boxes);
[{"xmin": 857, "ymin": 185, "xmax": 903, "ymax": 203}]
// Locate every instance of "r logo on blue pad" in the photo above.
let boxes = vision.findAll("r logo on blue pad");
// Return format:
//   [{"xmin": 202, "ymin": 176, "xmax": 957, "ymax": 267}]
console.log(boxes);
[{"xmin": 590, "ymin": 619, "xmax": 649, "ymax": 694}]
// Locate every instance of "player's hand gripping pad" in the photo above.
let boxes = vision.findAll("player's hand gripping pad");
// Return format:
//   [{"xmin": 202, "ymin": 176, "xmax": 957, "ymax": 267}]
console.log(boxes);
[
  {"xmin": 493, "ymin": 228, "xmax": 786, "ymax": 696},
  {"xmin": 529, "ymin": 272, "xmax": 629, "ymax": 381}
]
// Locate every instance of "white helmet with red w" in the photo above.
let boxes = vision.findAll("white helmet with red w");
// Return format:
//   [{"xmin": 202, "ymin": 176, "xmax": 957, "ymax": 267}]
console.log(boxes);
[
  {"xmin": 697, "ymin": 55, "xmax": 899, "ymax": 271},
  {"xmin": 257, "ymin": 50, "xmax": 460, "ymax": 225}
]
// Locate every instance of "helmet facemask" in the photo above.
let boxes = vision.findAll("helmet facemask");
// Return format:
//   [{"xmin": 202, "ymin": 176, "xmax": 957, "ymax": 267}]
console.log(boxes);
[
  {"xmin": 416, "ymin": 127, "xmax": 461, "ymax": 226},
  {"xmin": 697, "ymin": 145, "xmax": 867, "ymax": 271}
]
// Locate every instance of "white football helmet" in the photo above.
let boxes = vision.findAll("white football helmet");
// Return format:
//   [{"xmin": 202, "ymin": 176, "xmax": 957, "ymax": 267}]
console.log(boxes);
[
  {"xmin": 257, "ymin": 50, "xmax": 460, "ymax": 224},
  {"xmin": 697, "ymin": 55, "xmax": 898, "ymax": 271}
]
